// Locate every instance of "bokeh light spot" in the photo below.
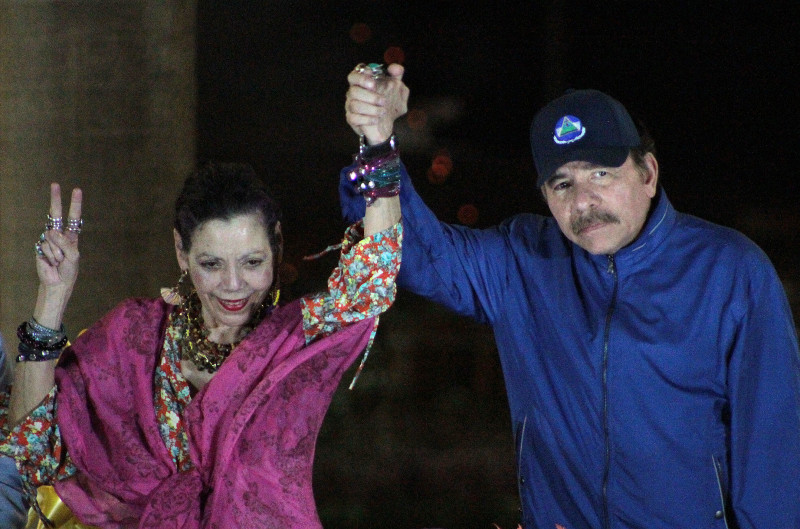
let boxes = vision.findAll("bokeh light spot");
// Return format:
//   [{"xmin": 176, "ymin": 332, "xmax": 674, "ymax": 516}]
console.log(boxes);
[
  {"xmin": 349, "ymin": 23, "xmax": 372, "ymax": 44},
  {"xmin": 428, "ymin": 150, "xmax": 453, "ymax": 184},
  {"xmin": 427, "ymin": 167, "xmax": 447, "ymax": 185},
  {"xmin": 457, "ymin": 204, "xmax": 479, "ymax": 226},
  {"xmin": 384, "ymin": 46, "xmax": 405, "ymax": 65}
]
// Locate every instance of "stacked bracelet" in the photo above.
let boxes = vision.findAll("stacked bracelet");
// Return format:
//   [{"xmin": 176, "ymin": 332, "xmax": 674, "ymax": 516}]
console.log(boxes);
[
  {"xmin": 17, "ymin": 341, "xmax": 62, "ymax": 362},
  {"xmin": 348, "ymin": 134, "xmax": 402, "ymax": 206},
  {"xmin": 16, "ymin": 319, "xmax": 68, "ymax": 362}
]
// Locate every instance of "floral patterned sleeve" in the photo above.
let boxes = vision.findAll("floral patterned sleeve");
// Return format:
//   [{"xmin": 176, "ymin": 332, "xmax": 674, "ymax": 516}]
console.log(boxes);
[
  {"xmin": 0, "ymin": 386, "xmax": 77, "ymax": 494},
  {"xmin": 302, "ymin": 220, "xmax": 402, "ymax": 343}
]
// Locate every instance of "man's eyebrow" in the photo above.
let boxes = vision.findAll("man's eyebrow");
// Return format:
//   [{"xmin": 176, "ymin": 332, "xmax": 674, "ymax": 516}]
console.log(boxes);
[
  {"xmin": 547, "ymin": 169, "xmax": 575, "ymax": 184},
  {"xmin": 552, "ymin": 162, "xmax": 608, "ymax": 178},
  {"xmin": 546, "ymin": 161, "xmax": 612, "ymax": 187}
]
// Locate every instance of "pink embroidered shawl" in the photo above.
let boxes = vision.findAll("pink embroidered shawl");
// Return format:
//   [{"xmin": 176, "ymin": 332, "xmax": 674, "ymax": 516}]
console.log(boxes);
[{"xmin": 53, "ymin": 297, "xmax": 374, "ymax": 528}]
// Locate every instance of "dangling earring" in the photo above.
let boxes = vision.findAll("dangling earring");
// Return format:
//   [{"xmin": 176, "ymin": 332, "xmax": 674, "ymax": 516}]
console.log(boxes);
[
  {"xmin": 268, "ymin": 270, "xmax": 281, "ymax": 308},
  {"xmin": 161, "ymin": 269, "xmax": 193, "ymax": 306},
  {"xmin": 269, "ymin": 287, "xmax": 280, "ymax": 307}
]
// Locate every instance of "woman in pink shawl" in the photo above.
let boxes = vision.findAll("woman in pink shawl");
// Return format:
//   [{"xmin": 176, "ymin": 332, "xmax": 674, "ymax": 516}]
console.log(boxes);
[{"xmin": 0, "ymin": 141, "xmax": 403, "ymax": 527}]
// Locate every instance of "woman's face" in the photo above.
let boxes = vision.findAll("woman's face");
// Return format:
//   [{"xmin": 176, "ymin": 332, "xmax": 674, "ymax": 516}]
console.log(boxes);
[{"xmin": 175, "ymin": 212, "xmax": 278, "ymax": 341}]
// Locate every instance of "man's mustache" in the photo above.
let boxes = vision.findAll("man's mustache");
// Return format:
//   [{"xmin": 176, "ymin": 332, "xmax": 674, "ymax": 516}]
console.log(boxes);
[{"xmin": 571, "ymin": 210, "xmax": 620, "ymax": 235}]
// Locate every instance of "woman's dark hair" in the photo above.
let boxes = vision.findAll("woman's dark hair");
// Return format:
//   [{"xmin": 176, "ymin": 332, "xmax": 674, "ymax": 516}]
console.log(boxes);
[{"xmin": 174, "ymin": 161, "xmax": 282, "ymax": 261}]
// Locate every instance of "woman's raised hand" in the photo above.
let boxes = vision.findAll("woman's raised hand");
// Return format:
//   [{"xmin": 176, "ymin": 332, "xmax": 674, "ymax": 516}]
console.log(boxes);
[
  {"xmin": 35, "ymin": 183, "xmax": 83, "ymax": 290},
  {"xmin": 345, "ymin": 63, "xmax": 409, "ymax": 145},
  {"xmin": 10, "ymin": 184, "xmax": 83, "ymax": 424}
]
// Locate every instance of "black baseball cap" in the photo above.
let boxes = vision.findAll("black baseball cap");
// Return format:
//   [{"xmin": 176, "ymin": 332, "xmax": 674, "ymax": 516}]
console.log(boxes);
[{"xmin": 530, "ymin": 89, "xmax": 641, "ymax": 188}]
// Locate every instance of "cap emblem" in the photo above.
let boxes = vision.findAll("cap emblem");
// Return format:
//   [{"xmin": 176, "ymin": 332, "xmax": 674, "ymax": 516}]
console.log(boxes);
[{"xmin": 553, "ymin": 115, "xmax": 586, "ymax": 144}]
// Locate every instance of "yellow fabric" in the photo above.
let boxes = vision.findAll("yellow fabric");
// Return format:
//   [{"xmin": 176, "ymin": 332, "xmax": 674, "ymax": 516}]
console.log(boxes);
[{"xmin": 25, "ymin": 486, "xmax": 98, "ymax": 529}]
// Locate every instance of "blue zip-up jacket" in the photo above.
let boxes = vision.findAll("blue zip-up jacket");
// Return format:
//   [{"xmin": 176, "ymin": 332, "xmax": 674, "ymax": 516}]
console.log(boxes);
[
  {"xmin": 0, "ymin": 334, "xmax": 27, "ymax": 529},
  {"xmin": 341, "ymin": 163, "xmax": 800, "ymax": 529}
]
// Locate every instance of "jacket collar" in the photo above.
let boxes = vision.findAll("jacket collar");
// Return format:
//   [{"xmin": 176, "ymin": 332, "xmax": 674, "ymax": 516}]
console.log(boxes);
[{"xmin": 582, "ymin": 186, "xmax": 676, "ymax": 272}]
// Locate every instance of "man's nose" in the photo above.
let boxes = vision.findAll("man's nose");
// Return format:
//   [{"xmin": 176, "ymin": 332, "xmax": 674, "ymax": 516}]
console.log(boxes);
[{"xmin": 573, "ymin": 182, "xmax": 599, "ymax": 210}]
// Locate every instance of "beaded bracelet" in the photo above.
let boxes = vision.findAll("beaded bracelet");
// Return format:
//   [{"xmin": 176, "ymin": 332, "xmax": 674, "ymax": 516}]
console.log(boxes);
[
  {"xmin": 17, "ymin": 341, "xmax": 63, "ymax": 362},
  {"xmin": 16, "ymin": 321, "xmax": 68, "ymax": 351},
  {"xmin": 363, "ymin": 182, "xmax": 401, "ymax": 203},
  {"xmin": 348, "ymin": 134, "xmax": 402, "ymax": 206},
  {"xmin": 26, "ymin": 318, "xmax": 67, "ymax": 344}
]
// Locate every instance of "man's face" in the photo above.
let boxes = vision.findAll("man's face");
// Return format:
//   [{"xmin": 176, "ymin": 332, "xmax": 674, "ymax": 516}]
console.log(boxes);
[{"xmin": 542, "ymin": 153, "xmax": 658, "ymax": 255}]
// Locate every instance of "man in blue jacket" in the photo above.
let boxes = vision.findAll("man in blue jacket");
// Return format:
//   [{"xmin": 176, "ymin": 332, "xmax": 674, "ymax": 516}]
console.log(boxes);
[
  {"xmin": 0, "ymin": 333, "xmax": 27, "ymax": 528},
  {"xmin": 342, "ymin": 64, "xmax": 800, "ymax": 529}
]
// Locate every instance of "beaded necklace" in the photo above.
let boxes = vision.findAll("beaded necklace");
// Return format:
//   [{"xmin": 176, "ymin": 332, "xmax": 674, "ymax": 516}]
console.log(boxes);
[{"xmin": 174, "ymin": 292, "xmax": 270, "ymax": 373}]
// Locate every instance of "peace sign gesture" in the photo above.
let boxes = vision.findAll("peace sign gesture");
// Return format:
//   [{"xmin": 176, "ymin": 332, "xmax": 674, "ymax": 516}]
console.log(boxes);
[
  {"xmin": 35, "ymin": 183, "xmax": 83, "ymax": 290},
  {"xmin": 11, "ymin": 184, "xmax": 83, "ymax": 425}
]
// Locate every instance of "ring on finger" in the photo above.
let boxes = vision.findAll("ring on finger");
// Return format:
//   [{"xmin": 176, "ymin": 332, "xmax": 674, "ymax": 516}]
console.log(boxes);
[
  {"xmin": 355, "ymin": 62, "xmax": 385, "ymax": 80},
  {"xmin": 35, "ymin": 240, "xmax": 44, "ymax": 257},
  {"xmin": 66, "ymin": 218, "xmax": 83, "ymax": 234},
  {"xmin": 46, "ymin": 215, "xmax": 63, "ymax": 231}
]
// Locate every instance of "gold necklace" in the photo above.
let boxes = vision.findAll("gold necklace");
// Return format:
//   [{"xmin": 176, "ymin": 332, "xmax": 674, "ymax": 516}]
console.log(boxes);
[{"xmin": 176, "ymin": 292, "xmax": 269, "ymax": 373}]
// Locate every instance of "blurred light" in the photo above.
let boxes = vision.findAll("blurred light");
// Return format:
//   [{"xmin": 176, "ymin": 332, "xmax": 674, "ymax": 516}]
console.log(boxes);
[
  {"xmin": 407, "ymin": 109, "xmax": 428, "ymax": 131},
  {"xmin": 428, "ymin": 150, "xmax": 453, "ymax": 184},
  {"xmin": 384, "ymin": 46, "xmax": 405, "ymax": 65},
  {"xmin": 349, "ymin": 23, "xmax": 372, "ymax": 44},
  {"xmin": 457, "ymin": 204, "xmax": 479, "ymax": 226},
  {"xmin": 427, "ymin": 167, "xmax": 447, "ymax": 185}
]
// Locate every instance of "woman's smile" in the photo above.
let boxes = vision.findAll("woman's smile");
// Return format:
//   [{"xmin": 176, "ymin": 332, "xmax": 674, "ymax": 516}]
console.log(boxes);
[{"xmin": 216, "ymin": 297, "xmax": 249, "ymax": 312}]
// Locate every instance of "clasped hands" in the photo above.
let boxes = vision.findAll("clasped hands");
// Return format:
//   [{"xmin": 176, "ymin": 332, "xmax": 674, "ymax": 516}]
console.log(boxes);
[{"xmin": 346, "ymin": 63, "xmax": 409, "ymax": 146}]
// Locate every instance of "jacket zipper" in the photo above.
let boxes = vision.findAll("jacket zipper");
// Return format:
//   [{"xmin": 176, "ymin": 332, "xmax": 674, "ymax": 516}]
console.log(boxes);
[
  {"xmin": 602, "ymin": 255, "xmax": 618, "ymax": 529},
  {"xmin": 515, "ymin": 416, "xmax": 528, "ymax": 524},
  {"xmin": 712, "ymin": 455, "xmax": 731, "ymax": 528}
]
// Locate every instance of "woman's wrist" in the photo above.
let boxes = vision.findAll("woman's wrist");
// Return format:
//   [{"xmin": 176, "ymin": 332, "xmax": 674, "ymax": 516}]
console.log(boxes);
[
  {"xmin": 33, "ymin": 284, "xmax": 72, "ymax": 329},
  {"xmin": 349, "ymin": 134, "xmax": 401, "ymax": 207},
  {"xmin": 360, "ymin": 131, "xmax": 394, "ymax": 150}
]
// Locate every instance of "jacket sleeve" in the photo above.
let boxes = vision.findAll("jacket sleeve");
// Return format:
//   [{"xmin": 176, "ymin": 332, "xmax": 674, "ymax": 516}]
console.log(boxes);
[
  {"xmin": 726, "ymin": 254, "xmax": 800, "ymax": 528},
  {"xmin": 0, "ymin": 338, "xmax": 27, "ymax": 529},
  {"xmin": 0, "ymin": 333, "xmax": 9, "ymax": 391},
  {"xmin": 340, "ymin": 161, "xmax": 511, "ymax": 324}
]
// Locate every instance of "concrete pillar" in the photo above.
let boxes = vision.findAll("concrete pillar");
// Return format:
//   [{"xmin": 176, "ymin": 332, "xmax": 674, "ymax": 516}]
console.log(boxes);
[{"xmin": 0, "ymin": 1, "xmax": 196, "ymax": 356}]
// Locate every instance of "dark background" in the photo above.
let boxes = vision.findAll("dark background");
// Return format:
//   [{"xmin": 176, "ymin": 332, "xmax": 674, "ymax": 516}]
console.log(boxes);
[{"xmin": 196, "ymin": 2, "xmax": 799, "ymax": 528}]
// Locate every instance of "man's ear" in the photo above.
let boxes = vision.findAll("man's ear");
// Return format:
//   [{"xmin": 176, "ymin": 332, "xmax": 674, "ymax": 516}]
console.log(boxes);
[{"xmin": 642, "ymin": 152, "xmax": 659, "ymax": 198}]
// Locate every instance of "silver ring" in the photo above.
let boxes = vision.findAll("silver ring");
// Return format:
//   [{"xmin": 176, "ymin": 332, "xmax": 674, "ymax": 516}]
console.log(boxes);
[
  {"xmin": 35, "ymin": 232, "xmax": 46, "ymax": 256},
  {"xmin": 46, "ymin": 215, "xmax": 63, "ymax": 231},
  {"xmin": 66, "ymin": 218, "xmax": 83, "ymax": 234},
  {"xmin": 355, "ymin": 62, "xmax": 385, "ymax": 80}
]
